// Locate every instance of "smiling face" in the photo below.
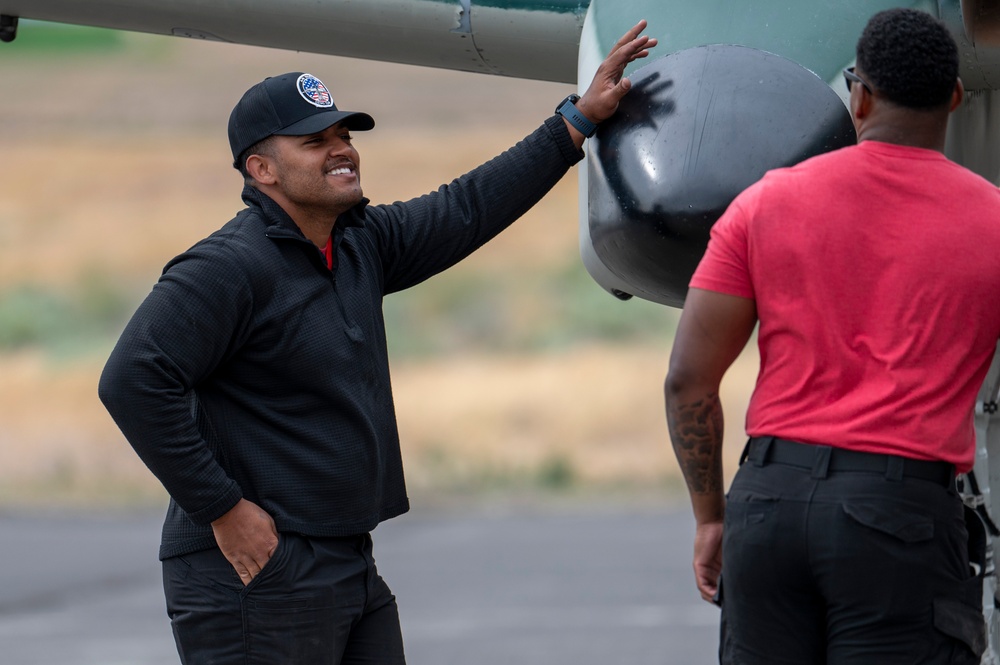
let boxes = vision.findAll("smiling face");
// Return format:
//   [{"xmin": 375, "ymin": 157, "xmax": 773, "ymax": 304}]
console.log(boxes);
[{"xmin": 249, "ymin": 121, "xmax": 364, "ymax": 227}]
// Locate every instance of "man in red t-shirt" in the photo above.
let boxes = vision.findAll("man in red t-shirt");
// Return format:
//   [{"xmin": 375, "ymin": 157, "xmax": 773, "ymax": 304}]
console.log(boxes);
[{"xmin": 665, "ymin": 8, "xmax": 1000, "ymax": 664}]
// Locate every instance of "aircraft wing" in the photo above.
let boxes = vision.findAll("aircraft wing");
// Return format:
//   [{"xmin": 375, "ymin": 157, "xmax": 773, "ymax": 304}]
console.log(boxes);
[{"xmin": 0, "ymin": 0, "xmax": 585, "ymax": 82}]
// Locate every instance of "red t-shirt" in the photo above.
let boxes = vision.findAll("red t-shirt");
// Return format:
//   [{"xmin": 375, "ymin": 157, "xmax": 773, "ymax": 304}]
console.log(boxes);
[{"xmin": 691, "ymin": 141, "xmax": 1000, "ymax": 472}]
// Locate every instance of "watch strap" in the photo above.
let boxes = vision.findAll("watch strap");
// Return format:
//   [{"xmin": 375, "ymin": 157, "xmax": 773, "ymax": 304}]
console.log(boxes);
[{"xmin": 556, "ymin": 94, "xmax": 597, "ymax": 138}]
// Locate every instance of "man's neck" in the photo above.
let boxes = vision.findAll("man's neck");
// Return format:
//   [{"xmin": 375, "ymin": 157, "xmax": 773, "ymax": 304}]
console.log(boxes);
[
  {"xmin": 291, "ymin": 213, "xmax": 337, "ymax": 248},
  {"xmin": 257, "ymin": 188, "xmax": 348, "ymax": 248},
  {"xmin": 856, "ymin": 107, "xmax": 950, "ymax": 153}
]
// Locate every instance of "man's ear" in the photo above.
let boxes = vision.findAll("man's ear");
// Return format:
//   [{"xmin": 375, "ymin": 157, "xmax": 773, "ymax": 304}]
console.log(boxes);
[
  {"xmin": 852, "ymin": 84, "xmax": 873, "ymax": 122},
  {"xmin": 949, "ymin": 78, "xmax": 965, "ymax": 112},
  {"xmin": 246, "ymin": 154, "xmax": 277, "ymax": 186}
]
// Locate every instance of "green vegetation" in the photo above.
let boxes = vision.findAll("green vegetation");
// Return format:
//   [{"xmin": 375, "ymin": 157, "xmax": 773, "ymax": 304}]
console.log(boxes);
[
  {"xmin": 0, "ymin": 272, "xmax": 135, "ymax": 358},
  {"xmin": 0, "ymin": 20, "xmax": 124, "ymax": 54},
  {"xmin": 0, "ymin": 256, "xmax": 679, "ymax": 360},
  {"xmin": 536, "ymin": 453, "xmax": 576, "ymax": 489},
  {"xmin": 0, "ymin": 470, "xmax": 168, "ymax": 511},
  {"xmin": 383, "ymin": 259, "xmax": 680, "ymax": 357},
  {"xmin": 411, "ymin": 445, "xmax": 579, "ymax": 493}
]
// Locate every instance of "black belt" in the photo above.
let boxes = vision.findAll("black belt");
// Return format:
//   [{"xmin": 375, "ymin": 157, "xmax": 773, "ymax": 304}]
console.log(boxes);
[{"xmin": 743, "ymin": 436, "xmax": 955, "ymax": 488}]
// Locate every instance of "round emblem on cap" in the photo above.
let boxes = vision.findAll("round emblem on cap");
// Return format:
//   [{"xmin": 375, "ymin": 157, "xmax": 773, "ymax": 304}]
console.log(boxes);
[{"xmin": 296, "ymin": 73, "xmax": 333, "ymax": 108}]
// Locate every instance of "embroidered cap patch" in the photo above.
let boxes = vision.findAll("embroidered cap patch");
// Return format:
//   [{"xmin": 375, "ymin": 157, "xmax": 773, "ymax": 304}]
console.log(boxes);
[{"xmin": 297, "ymin": 74, "xmax": 333, "ymax": 108}]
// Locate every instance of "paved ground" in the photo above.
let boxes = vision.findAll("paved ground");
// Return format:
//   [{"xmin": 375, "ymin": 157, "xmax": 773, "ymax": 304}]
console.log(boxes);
[{"xmin": 0, "ymin": 501, "xmax": 719, "ymax": 665}]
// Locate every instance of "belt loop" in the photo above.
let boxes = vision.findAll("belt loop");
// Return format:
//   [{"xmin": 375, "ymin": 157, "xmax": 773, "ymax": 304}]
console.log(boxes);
[
  {"xmin": 748, "ymin": 436, "xmax": 773, "ymax": 467},
  {"xmin": 885, "ymin": 456, "xmax": 904, "ymax": 482},
  {"xmin": 738, "ymin": 438, "xmax": 752, "ymax": 466},
  {"xmin": 811, "ymin": 446, "xmax": 832, "ymax": 479}
]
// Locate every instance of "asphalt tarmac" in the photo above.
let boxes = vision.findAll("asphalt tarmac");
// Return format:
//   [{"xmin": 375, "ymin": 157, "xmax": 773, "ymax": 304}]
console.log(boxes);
[{"xmin": 0, "ymin": 500, "xmax": 719, "ymax": 665}]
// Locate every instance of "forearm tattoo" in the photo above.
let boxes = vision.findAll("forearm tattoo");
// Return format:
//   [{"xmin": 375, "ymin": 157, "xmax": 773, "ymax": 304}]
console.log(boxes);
[{"xmin": 668, "ymin": 392, "xmax": 724, "ymax": 494}]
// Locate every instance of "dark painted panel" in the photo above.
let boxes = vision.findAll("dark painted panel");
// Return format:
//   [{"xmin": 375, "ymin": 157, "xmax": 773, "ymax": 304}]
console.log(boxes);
[{"xmin": 588, "ymin": 45, "xmax": 856, "ymax": 307}]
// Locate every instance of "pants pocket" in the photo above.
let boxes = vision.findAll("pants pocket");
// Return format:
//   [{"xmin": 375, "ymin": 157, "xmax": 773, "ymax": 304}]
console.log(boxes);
[
  {"xmin": 723, "ymin": 497, "xmax": 779, "ymax": 549},
  {"xmin": 841, "ymin": 501, "xmax": 934, "ymax": 543},
  {"xmin": 163, "ymin": 550, "xmax": 245, "ymax": 664},
  {"xmin": 244, "ymin": 592, "xmax": 339, "ymax": 665},
  {"xmin": 933, "ymin": 574, "xmax": 986, "ymax": 663},
  {"xmin": 240, "ymin": 533, "xmax": 344, "ymax": 665}
]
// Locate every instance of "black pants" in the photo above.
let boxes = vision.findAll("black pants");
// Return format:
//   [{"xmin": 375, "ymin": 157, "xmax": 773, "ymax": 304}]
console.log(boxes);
[
  {"xmin": 162, "ymin": 532, "xmax": 405, "ymax": 665},
  {"xmin": 720, "ymin": 437, "xmax": 985, "ymax": 665}
]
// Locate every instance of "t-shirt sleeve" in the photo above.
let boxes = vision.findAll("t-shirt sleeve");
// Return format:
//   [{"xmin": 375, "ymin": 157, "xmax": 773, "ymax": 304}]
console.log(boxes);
[{"xmin": 689, "ymin": 195, "xmax": 755, "ymax": 300}]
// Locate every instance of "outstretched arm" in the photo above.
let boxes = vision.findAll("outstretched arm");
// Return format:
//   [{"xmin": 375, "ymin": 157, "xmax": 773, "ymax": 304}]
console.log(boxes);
[
  {"xmin": 567, "ymin": 19, "xmax": 658, "ymax": 148},
  {"xmin": 372, "ymin": 21, "xmax": 656, "ymax": 292},
  {"xmin": 664, "ymin": 287, "xmax": 756, "ymax": 602}
]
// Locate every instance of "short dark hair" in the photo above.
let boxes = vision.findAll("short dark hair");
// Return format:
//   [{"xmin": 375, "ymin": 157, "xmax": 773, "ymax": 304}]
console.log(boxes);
[
  {"xmin": 235, "ymin": 135, "xmax": 278, "ymax": 186},
  {"xmin": 856, "ymin": 8, "xmax": 959, "ymax": 109}
]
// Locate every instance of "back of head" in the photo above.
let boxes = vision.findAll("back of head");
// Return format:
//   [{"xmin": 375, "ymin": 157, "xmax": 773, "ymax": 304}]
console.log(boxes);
[{"xmin": 856, "ymin": 8, "xmax": 959, "ymax": 109}]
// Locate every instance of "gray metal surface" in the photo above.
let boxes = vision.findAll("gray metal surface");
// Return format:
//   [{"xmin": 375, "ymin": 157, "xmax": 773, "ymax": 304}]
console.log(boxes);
[
  {"xmin": 970, "ymin": 345, "xmax": 1000, "ymax": 665},
  {"xmin": 0, "ymin": 0, "xmax": 584, "ymax": 82},
  {"xmin": 0, "ymin": 502, "xmax": 718, "ymax": 665}
]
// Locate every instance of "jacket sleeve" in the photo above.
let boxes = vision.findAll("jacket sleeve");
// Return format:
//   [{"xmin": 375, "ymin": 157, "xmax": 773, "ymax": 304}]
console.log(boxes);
[
  {"xmin": 98, "ymin": 241, "xmax": 249, "ymax": 524},
  {"xmin": 368, "ymin": 114, "xmax": 584, "ymax": 294}
]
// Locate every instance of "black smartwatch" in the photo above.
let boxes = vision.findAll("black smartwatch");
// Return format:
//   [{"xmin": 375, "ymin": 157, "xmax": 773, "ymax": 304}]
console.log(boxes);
[{"xmin": 555, "ymin": 94, "xmax": 597, "ymax": 138}]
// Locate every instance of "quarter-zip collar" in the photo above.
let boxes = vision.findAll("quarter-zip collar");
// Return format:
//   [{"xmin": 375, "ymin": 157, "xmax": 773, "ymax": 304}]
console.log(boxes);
[{"xmin": 240, "ymin": 184, "xmax": 369, "ymax": 244}]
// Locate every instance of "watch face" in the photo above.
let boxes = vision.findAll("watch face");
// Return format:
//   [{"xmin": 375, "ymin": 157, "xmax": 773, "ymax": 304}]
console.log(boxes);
[
  {"xmin": 556, "ymin": 94, "xmax": 596, "ymax": 136},
  {"xmin": 557, "ymin": 94, "xmax": 579, "ymax": 112}
]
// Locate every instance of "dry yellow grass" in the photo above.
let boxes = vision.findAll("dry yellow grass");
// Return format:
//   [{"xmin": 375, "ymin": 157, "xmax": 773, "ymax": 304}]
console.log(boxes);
[
  {"xmin": 393, "ymin": 343, "xmax": 759, "ymax": 491},
  {"xmin": 0, "ymin": 343, "xmax": 759, "ymax": 506},
  {"xmin": 0, "ymin": 32, "xmax": 760, "ymax": 507}
]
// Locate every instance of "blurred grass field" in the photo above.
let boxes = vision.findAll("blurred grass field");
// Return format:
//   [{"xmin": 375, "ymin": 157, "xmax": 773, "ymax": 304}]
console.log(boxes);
[{"xmin": 0, "ymin": 24, "xmax": 758, "ymax": 508}]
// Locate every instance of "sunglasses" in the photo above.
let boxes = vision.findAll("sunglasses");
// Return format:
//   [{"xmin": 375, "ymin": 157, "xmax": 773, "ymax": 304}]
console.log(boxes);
[{"xmin": 843, "ymin": 67, "xmax": 873, "ymax": 95}]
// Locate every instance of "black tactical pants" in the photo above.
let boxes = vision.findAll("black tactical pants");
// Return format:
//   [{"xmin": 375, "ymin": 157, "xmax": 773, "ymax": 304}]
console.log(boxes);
[
  {"xmin": 719, "ymin": 436, "xmax": 985, "ymax": 665},
  {"xmin": 162, "ymin": 532, "xmax": 405, "ymax": 665}
]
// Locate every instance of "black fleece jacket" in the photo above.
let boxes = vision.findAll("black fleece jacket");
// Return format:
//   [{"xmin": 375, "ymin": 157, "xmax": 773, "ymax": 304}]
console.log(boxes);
[{"xmin": 99, "ymin": 115, "xmax": 583, "ymax": 559}]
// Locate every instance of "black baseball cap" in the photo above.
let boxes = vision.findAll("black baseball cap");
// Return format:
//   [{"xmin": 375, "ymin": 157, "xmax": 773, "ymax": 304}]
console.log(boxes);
[{"xmin": 228, "ymin": 72, "xmax": 375, "ymax": 167}]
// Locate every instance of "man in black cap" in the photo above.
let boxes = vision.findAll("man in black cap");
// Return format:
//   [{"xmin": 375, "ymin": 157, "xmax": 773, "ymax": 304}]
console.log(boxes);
[{"xmin": 99, "ymin": 21, "xmax": 656, "ymax": 665}]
